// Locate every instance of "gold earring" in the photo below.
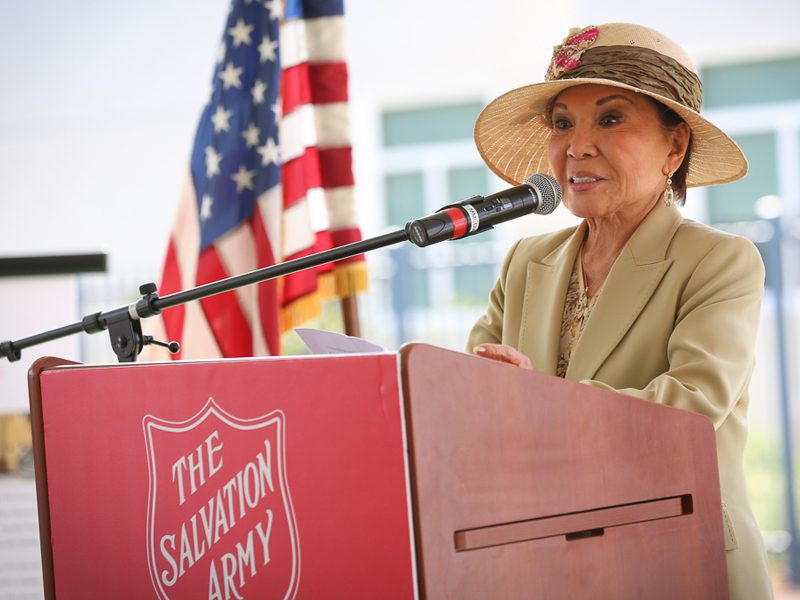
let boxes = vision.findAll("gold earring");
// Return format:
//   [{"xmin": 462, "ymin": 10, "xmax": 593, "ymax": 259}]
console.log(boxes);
[{"xmin": 663, "ymin": 172, "xmax": 674, "ymax": 207}]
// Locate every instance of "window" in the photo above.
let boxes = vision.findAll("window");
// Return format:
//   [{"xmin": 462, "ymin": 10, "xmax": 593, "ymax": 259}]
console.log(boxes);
[
  {"xmin": 700, "ymin": 57, "xmax": 800, "ymax": 225},
  {"xmin": 703, "ymin": 57, "xmax": 800, "ymax": 110}
]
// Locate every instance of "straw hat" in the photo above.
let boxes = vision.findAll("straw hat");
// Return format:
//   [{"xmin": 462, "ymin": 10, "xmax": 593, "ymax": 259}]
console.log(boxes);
[{"xmin": 474, "ymin": 22, "xmax": 747, "ymax": 188}]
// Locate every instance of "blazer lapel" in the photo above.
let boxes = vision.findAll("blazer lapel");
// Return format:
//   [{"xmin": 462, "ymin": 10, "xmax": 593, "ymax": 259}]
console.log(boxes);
[
  {"xmin": 565, "ymin": 204, "xmax": 683, "ymax": 382},
  {"xmin": 518, "ymin": 223, "xmax": 586, "ymax": 375}
]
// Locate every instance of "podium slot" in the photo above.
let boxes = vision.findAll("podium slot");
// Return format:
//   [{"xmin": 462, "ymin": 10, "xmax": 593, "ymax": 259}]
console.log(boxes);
[
  {"xmin": 565, "ymin": 528, "xmax": 604, "ymax": 541},
  {"xmin": 454, "ymin": 494, "xmax": 690, "ymax": 552}
]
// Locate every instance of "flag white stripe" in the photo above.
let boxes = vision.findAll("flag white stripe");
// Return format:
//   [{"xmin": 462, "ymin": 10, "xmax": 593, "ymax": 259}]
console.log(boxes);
[
  {"xmin": 174, "ymin": 173, "xmax": 201, "ymax": 291},
  {"xmin": 281, "ymin": 16, "xmax": 346, "ymax": 68},
  {"xmin": 315, "ymin": 102, "xmax": 350, "ymax": 148},
  {"xmin": 279, "ymin": 103, "xmax": 318, "ymax": 164},
  {"xmin": 181, "ymin": 301, "xmax": 222, "ymax": 359},
  {"xmin": 282, "ymin": 198, "xmax": 317, "ymax": 257},
  {"xmin": 280, "ymin": 102, "xmax": 350, "ymax": 163},
  {"xmin": 305, "ymin": 17, "xmax": 347, "ymax": 63},
  {"xmin": 307, "ymin": 187, "xmax": 330, "ymax": 232},
  {"xmin": 280, "ymin": 19, "xmax": 309, "ymax": 70},
  {"xmin": 256, "ymin": 185, "xmax": 284, "ymax": 260},
  {"xmin": 324, "ymin": 186, "xmax": 358, "ymax": 229}
]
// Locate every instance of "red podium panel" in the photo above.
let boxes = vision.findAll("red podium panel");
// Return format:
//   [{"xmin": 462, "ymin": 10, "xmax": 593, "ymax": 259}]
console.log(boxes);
[
  {"xmin": 31, "ymin": 354, "xmax": 416, "ymax": 599},
  {"xmin": 400, "ymin": 345, "xmax": 727, "ymax": 599}
]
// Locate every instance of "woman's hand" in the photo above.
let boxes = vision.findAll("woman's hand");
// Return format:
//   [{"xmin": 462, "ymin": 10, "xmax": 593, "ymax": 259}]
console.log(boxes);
[{"xmin": 472, "ymin": 343, "xmax": 533, "ymax": 370}]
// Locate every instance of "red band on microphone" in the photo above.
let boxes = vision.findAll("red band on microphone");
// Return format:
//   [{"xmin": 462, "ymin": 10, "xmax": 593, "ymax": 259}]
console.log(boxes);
[{"xmin": 443, "ymin": 207, "xmax": 468, "ymax": 239}]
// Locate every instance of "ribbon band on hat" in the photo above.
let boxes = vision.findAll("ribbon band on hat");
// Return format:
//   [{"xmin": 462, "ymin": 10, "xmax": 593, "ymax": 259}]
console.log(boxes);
[{"xmin": 554, "ymin": 46, "xmax": 704, "ymax": 113}]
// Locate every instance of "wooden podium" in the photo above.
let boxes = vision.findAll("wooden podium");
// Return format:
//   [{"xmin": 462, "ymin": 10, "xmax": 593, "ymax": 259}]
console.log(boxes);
[{"xmin": 29, "ymin": 344, "xmax": 728, "ymax": 599}]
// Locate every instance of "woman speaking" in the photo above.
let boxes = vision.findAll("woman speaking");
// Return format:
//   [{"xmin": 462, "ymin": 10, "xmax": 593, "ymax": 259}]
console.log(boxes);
[{"xmin": 468, "ymin": 22, "xmax": 773, "ymax": 598}]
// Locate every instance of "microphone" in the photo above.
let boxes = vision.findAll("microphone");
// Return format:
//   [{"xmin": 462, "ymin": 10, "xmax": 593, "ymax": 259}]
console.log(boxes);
[{"xmin": 405, "ymin": 173, "xmax": 562, "ymax": 247}]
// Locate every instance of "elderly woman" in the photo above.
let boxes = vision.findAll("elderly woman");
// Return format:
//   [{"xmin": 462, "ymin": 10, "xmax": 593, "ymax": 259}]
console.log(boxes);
[{"xmin": 468, "ymin": 23, "xmax": 772, "ymax": 599}]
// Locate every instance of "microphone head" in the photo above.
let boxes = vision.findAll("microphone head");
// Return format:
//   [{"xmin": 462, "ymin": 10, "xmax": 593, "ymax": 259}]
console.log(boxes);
[{"xmin": 524, "ymin": 173, "xmax": 562, "ymax": 215}]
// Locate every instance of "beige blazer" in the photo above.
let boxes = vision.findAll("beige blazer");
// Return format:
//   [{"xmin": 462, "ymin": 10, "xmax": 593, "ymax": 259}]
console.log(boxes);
[{"xmin": 468, "ymin": 203, "xmax": 773, "ymax": 599}]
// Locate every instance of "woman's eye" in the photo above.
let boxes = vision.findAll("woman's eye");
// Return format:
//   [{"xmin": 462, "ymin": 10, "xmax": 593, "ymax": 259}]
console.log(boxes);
[
  {"xmin": 552, "ymin": 117, "xmax": 571, "ymax": 130},
  {"xmin": 600, "ymin": 114, "xmax": 621, "ymax": 126}
]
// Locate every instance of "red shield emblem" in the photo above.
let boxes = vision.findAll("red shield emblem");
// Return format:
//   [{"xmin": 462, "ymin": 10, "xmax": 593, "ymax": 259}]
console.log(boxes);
[{"xmin": 143, "ymin": 398, "xmax": 300, "ymax": 599}]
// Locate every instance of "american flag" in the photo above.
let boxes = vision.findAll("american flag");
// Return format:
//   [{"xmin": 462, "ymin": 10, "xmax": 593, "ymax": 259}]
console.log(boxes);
[{"xmin": 145, "ymin": 0, "xmax": 366, "ymax": 360}]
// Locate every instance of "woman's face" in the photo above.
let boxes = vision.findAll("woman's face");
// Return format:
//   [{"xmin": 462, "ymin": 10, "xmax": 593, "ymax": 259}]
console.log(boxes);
[{"xmin": 547, "ymin": 84, "xmax": 686, "ymax": 221}]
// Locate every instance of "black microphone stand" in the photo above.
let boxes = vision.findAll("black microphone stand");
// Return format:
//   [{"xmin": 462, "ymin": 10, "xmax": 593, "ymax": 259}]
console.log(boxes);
[{"xmin": 0, "ymin": 229, "xmax": 409, "ymax": 364}]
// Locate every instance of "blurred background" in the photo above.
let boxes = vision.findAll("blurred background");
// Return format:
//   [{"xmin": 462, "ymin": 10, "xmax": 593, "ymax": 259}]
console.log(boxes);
[{"xmin": 1, "ymin": 0, "xmax": 799, "ymax": 596}]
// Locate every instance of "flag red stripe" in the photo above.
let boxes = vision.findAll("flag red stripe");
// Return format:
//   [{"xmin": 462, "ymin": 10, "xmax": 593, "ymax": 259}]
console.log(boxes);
[
  {"xmin": 159, "ymin": 238, "xmax": 186, "ymax": 360},
  {"xmin": 282, "ymin": 62, "xmax": 348, "ymax": 115},
  {"xmin": 319, "ymin": 147, "xmax": 354, "ymax": 189},
  {"xmin": 283, "ymin": 146, "xmax": 322, "ymax": 208},
  {"xmin": 309, "ymin": 63, "xmax": 349, "ymax": 104},
  {"xmin": 196, "ymin": 247, "xmax": 253, "ymax": 357},
  {"xmin": 252, "ymin": 206, "xmax": 281, "ymax": 355},
  {"xmin": 282, "ymin": 63, "xmax": 310, "ymax": 117},
  {"xmin": 330, "ymin": 226, "xmax": 364, "ymax": 247},
  {"xmin": 281, "ymin": 147, "xmax": 322, "ymax": 208},
  {"xmin": 283, "ymin": 147, "xmax": 355, "ymax": 208}
]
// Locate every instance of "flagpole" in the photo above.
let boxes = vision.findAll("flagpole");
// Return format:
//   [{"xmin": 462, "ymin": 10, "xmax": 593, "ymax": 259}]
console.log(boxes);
[
  {"xmin": 0, "ymin": 229, "xmax": 409, "ymax": 364},
  {"xmin": 341, "ymin": 296, "xmax": 361, "ymax": 338}
]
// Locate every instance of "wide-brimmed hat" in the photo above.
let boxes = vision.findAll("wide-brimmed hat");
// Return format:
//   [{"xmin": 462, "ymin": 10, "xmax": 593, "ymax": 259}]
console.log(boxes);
[{"xmin": 474, "ymin": 22, "xmax": 747, "ymax": 188}]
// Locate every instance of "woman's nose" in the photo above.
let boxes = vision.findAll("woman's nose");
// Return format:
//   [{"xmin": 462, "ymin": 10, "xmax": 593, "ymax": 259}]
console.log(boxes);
[{"xmin": 566, "ymin": 125, "xmax": 598, "ymax": 159}]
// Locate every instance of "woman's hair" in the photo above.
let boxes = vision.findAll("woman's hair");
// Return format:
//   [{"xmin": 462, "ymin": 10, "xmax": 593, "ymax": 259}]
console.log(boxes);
[{"xmin": 544, "ymin": 94, "xmax": 694, "ymax": 205}]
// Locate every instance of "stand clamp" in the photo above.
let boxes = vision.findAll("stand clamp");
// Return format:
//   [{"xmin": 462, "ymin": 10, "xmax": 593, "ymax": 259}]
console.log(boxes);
[{"xmin": 104, "ymin": 283, "xmax": 179, "ymax": 363}]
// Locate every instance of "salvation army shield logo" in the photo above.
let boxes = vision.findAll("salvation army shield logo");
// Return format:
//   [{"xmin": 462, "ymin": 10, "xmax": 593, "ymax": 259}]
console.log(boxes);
[{"xmin": 143, "ymin": 398, "xmax": 300, "ymax": 599}]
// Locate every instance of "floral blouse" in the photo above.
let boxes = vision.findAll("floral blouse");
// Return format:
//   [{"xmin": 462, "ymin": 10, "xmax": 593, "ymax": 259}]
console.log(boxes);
[{"xmin": 556, "ymin": 249, "xmax": 602, "ymax": 378}]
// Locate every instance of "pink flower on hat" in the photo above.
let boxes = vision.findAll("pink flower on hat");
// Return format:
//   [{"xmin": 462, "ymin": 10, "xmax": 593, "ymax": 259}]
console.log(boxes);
[{"xmin": 545, "ymin": 25, "xmax": 600, "ymax": 80}]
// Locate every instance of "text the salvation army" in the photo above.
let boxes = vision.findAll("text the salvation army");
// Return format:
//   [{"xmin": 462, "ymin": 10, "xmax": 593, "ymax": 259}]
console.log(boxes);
[{"xmin": 159, "ymin": 429, "xmax": 280, "ymax": 599}]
